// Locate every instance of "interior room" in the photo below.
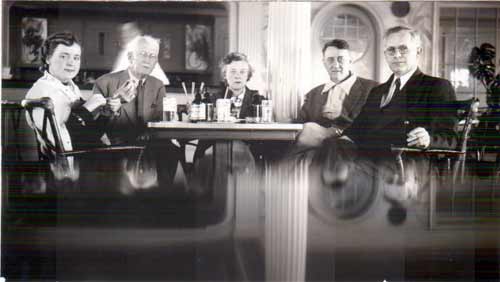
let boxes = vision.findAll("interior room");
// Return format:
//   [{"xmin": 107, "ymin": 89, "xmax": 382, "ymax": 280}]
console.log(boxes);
[{"xmin": 2, "ymin": 1, "xmax": 499, "ymax": 281}]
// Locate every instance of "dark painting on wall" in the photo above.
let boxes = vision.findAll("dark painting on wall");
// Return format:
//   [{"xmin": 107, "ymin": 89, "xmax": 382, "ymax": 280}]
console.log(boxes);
[
  {"xmin": 185, "ymin": 24, "xmax": 211, "ymax": 71},
  {"xmin": 21, "ymin": 17, "xmax": 47, "ymax": 65}
]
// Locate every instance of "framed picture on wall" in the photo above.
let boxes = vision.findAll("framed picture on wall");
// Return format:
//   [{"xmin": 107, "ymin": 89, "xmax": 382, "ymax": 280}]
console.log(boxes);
[
  {"xmin": 185, "ymin": 24, "xmax": 211, "ymax": 71},
  {"xmin": 21, "ymin": 17, "xmax": 47, "ymax": 65}
]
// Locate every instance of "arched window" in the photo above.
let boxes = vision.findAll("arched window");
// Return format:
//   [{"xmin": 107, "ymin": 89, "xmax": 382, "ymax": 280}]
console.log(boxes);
[{"xmin": 312, "ymin": 4, "xmax": 380, "ymax": 86}]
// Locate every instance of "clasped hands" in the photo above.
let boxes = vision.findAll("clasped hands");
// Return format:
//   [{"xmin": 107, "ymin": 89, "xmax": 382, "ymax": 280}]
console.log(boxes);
[{"xmin": 297, "ymin": 122, "xmax": 431, "ymax": 149}]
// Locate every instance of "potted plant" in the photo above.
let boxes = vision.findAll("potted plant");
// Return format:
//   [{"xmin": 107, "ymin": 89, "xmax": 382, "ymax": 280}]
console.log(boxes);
[
  {"xmin": 468, "ymin": 43, "xmax": 500, "ymax": 108},
  {"xmin": 468, "ymin": 43, "xmax": 500, "ymax": 169}
]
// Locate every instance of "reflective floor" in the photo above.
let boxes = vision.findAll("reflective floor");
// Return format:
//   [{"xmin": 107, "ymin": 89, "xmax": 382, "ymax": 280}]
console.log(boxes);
[{"xmin": 2, "ymin": 149, "xmax": 500, "ymax": 281}]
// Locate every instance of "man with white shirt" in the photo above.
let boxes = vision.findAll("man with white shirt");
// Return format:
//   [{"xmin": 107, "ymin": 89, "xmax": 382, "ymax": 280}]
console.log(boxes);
[
  {"xmin": 296, "ymin": 39, "xmax": 378, "ymax": 148},
  {"xmin": 343, "ymin": 26, "xmax": 458, "ymax": 156}
]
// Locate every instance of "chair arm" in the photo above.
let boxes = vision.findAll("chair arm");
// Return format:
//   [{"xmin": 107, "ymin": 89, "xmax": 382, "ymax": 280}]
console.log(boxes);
[
  {"xmin": 62, "ymin": 145, "xmax": 145, "ymax": 157},
  {"xmin": 21, "ymin": 97, "xmax": 55, "ymax": 112},
  {"xmin": 391, "ymin": 146, "xmax": 464, "ymax": 157}
]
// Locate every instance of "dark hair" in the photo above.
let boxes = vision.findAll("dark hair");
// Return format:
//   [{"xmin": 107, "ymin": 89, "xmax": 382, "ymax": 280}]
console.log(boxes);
[
  {"xmin": 40, "ymin": 32, "xmax": 80, "ymax": 72},
  {"xmin": 322, "ymin": 39, "xmax": 350, "ymax": 54},
  {"xmin": 384, "ymin": 26, "xmax": 421, "ymax": 47},
  {"xmin": 220, "ymin": 52, "xmax": 254, "ymax": 81}
]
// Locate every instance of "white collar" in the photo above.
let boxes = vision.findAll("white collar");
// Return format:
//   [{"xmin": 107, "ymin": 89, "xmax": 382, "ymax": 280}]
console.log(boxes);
[
  {"xmin": 394, "ymin": 66, "xmax": 417, "ymax": 89},
  {"xmin": 127, "ymin": 68, "xmax": 146, "ymax": 85},
  {"xmin": 322, "ymin": 73, "xmax": 357, "ymax": 94},
  {"xmin": 43, "ymin": 71, "xmax": 78, "ymax": 89},
  {"xmin": 231, "ymin": 87, "xmax": 246, "ymax": 99}
]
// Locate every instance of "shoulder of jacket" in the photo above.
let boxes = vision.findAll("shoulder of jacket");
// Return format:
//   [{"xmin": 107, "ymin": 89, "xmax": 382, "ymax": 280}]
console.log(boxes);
[
  {"xmin": 146, "ymin": 75, "xmax": 164, "ymax": 88},
  {"xmin": 306, "ymin": 84, "xmax": 325, "ymax": 96},
  {"xmin": 96, "ymin": 71, "xmax": 125, "ymax": 83}
]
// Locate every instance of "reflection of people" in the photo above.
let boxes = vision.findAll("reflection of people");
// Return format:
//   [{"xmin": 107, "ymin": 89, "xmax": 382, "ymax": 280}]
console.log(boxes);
[
  {"xmin": 113, "ymin": 22, "xmax": 170, "ymax": 85},
  {"xmin": 344, "ymin": 26, "xmax": 458, "ymax": 154},
  {"xmin": 296, "ymin": 39, "xmax": 378, "ymax": 148},
  {"xmin": 25, "ymin": 32, "xmax": 107, "ymax": 153},
  {"xmin": 93, "ymin": 35, "xmax": 181, "ymax": 188}
]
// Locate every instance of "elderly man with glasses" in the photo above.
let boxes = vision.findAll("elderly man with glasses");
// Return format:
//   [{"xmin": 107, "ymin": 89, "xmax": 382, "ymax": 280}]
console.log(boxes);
[
  {"xmin": 343, "ymin": 26, "xmax": 458, "ymax": 155},
  {"xmin": 93, "ymin": 35, "xmax": 181, "ymax": 189}
]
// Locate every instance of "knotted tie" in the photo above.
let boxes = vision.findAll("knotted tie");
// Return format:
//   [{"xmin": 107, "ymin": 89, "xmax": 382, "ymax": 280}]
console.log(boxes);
[
  {"xmin": 381, "ymin": 78, "xmax": 400, "ymax": 108},
  {"xmin": 136, "ymin": 80, "xmax": 145, "ymax": 124}
]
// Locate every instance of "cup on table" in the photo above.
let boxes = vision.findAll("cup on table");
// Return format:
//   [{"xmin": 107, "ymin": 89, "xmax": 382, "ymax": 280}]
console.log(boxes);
[
  {"xmin": 162, "ymin": 97, "xmax": 177, "ymax": 122},
  {"xmin": 261, "ymin": 100, "xmax": 273, "ymax": 123},
  {"xmin": 216, "ymin": 99, "xmax": 231, "ymax": 122}
]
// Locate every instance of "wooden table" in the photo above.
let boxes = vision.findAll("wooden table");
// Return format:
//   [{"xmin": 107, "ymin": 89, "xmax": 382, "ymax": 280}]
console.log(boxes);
[{"xmin": 147, "ymin": 121, "xmax": 303, "ymax": 141}]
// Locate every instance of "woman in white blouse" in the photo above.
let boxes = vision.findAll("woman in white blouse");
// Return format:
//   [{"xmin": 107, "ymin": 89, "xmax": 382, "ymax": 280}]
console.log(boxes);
[{"xmin": 25, "ymin": 32, "xmax": 107, "ymax": 156}]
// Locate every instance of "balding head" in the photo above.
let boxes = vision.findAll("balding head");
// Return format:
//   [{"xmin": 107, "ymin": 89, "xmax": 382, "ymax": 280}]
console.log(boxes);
[{"xmin": 127, "ymin": 35, "xmax": 160, "ymax": 78}]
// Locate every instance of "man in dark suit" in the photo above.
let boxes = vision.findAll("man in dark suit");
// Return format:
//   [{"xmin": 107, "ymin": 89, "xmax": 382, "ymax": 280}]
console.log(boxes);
[
  {"xmin": 344, "ymin": 26, "xmax": 458, "ymax": 157},
  {"xmin": 316, "ymin": 26, "xmax": 458, "ymax": 213},
  {"xmin": 93, "ymin": 35, "xmax": 181, "ymax": 189},
  {"xmin": 296, "ymin": 39, "xmax": 378, "ymax": 148}
]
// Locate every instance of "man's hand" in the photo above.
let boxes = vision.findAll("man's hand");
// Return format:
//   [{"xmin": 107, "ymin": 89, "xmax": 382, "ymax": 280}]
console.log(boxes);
[
  {"xmin": 407, "ymin": 127, "xmax": 430, "ymax": 149},
  {"xmin": 113, "ymin": 79, "xmax": 137, "ymax": 102},
  {"xmin": 107, "ymin": 97, "xmax": 122, "ymax": 113},
  {"xmin": 296, "ymin": 122, "xmax": 338, "ymax": 148},
  {"xmin": 82, "ymin": 94, "xmax": 107, "ymax": 112}
]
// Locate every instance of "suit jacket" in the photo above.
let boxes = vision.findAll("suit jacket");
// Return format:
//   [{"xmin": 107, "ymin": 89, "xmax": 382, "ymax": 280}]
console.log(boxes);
[
  {"xmin": 297, "ymin": 77, "xmax": 378, "ymax": 130},
  {"xmin": 212, "ymin": 86, "xmax": 260, "ymax": 119},
  {"xmin": 344, "ymin": 69, "xmax": 458, "ymax": 155},
  {"xmin": 93, "ymin": 70, "xmax": 166, "ymax": 145}
]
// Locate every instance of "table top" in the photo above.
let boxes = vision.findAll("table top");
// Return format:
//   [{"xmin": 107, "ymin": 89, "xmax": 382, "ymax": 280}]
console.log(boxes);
[
  {"xmin": 148, "ymin": 121, "xmax": 303, "ymax": 141},
  {"xmin": 148, "ymin": 121, "xmax": 303, "ymax": 130}
]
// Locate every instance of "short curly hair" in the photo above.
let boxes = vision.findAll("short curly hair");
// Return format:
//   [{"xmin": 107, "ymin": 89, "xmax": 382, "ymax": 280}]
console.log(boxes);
[
  {"xmin": 40, "ymin": 32, "xmax": 80, "ymax": 72},
  {"xmin": 219, "ymin": 52, "xmax": 254, "ymax": 82}
]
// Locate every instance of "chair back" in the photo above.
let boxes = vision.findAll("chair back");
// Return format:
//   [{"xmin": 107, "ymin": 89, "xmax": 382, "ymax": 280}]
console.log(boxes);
[
  {"xmin": 456, "ymin": 98, "xmax": 480, "ymax": 155},
  {"xmin": 22, "ymin": 97, "xmax": 66, "ymax": 160}
]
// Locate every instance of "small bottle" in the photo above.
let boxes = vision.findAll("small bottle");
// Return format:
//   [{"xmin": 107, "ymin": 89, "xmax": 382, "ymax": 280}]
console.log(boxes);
[
  {"xmin": 251, "ymin": 94, "xmax": 263, "ymax": 123},
  {"xmin": 202, "ymin": 88, "xmax": 214, "ymax": 121},
  {"xmin": 190, "ymin": 91, "xmax": 202, "ymax": 122}
]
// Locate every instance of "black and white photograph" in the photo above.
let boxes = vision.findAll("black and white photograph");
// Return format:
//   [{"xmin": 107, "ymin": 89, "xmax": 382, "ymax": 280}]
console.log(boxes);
[{"xmin": 1, "ymin": 1, "xmax": 500, "ymax": 281}]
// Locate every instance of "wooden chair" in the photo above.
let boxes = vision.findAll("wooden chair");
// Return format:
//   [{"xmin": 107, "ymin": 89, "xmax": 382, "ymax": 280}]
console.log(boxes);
[
  {"xmin": 391, "ymin": 98, "xmax": 480, "ymax": 184},
  {"xmin": 22, "ymin": 97, "xmax": 144, "ymax": 162}
]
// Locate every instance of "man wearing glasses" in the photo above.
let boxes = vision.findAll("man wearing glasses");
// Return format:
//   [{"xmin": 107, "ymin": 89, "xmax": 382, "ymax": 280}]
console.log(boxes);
[
  {"xmin": 343, "ymin": 26, "xmax": 458, "ymax": 156},
  {"xmin": 296, "ymin": 39, "xmax": 378, "ymax": 148},
  {"xmin": 93, "ymin": 35, "xmax": 181, "ymax": 188},
  {"xmin": 94, "ymin": 35, "xmax": 166, "ymax": 145}
]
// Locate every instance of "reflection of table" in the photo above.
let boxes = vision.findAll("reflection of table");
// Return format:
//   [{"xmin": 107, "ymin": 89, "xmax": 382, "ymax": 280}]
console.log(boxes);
[
  {"xmin": 148, "ymin": 121, "xmax": 303, "ymax": 199},
  {"xmin": 149, "ymin": 121, "xmax": 306, "ymax": 281}
]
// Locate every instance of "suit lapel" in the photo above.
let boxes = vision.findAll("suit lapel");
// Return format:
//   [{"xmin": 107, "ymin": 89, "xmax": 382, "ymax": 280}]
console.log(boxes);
[
  {"xmin": 341, "ymin": 78, "xmax": 364, "ymax": 116},
  {"xmin": 114, "ymin": 71, "xmax": 135, "ymax": 123}
]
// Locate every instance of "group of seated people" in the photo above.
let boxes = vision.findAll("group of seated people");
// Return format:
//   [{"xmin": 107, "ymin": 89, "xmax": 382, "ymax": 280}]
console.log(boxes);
[{"xmin": 24, "ymin": 25, "xmax": 459, "ymax": 195}]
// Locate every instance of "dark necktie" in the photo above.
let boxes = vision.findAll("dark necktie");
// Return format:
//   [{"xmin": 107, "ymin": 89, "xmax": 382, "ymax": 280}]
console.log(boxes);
[
  {"xmin": 381, "ymin": 78, "xmax": 401, "ymax": 108},
  {"xmin": 136, "ymin": 80, "xmax": 144, "ymax": 124}
]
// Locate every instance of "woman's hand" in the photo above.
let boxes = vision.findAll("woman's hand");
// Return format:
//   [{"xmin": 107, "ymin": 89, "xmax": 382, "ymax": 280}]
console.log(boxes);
[{"xmin": 82, "ymin": 94, "xmax": 107, "ymax": 112}]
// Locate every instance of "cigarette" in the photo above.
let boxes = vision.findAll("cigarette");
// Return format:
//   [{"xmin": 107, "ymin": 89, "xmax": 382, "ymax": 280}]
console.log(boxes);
[{"xmin": 224, "ymin": 87, "xmax": 229, "ymax": 99}]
